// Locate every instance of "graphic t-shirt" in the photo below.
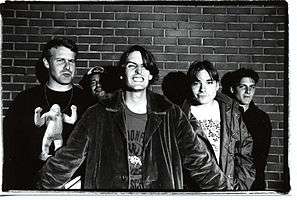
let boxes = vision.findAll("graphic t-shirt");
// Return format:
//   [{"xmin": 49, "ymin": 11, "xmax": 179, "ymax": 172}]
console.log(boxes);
[
  {"xmin": 190, "ymin": 100, "xmax": 221, "ymax": 163},
  {"xmin": 125, "ymin": 106, "xmax": 147, "ymax": 189}
]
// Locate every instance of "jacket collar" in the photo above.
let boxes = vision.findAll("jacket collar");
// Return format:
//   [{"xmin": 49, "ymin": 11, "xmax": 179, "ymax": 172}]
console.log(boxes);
[
  {"xmin": 182, "ymin": 92, "xmax": 233, "ymax": 116},
  {"xmin": 103, "ymin": 89, "xmax": 173, "ymax": 114},
  {"xmin": 102, "ymin": 89, "xmax": 174, "ymax": 148}
]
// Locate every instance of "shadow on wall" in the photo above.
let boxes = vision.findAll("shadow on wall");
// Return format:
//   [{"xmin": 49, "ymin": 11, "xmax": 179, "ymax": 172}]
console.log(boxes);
[{"xmin": 162, "ymin": 71, "xmax": 189, "ymax": 107}]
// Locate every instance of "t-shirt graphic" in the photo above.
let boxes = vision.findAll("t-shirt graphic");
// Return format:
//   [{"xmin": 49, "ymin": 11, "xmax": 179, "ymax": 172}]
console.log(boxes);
[
  {"xmin": 125, "ymin": 107, "xmax": 147, "ymax": 189},
  {"xmin": 197, "ymin": 119, "xmax": 221, "ymax": 163}
]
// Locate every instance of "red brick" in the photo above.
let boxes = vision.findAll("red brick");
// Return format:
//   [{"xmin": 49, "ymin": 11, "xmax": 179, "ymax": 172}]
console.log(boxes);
[
  {"xmin": 115, "ymin": 29, "xmax": 139, "ymax": 36},
  {"xmin": 128, "ymin": 37, "xmax": 152, "ymax": 45},
  {"xmin": 16, "ymin": 10, "xmax": 40, "ymax": 18},
  {"xmin": 203, "ymin": 7, "xmax": 226, "ymax": 14},
  {"xmin": 66, "ymin": 12, "xmax": 89, "ymax": 19},
  {"xmin": 80, "ymin": 4, "xmax": 103, "ymax": 12},
  {"xmin": 203, "ymin": 38, "xmax": 226, "ymax": 46},
  {"xmin": 252, "ymin": 8, "xmax": 277, "ymax": 15},
  {"xmin": 203, "ymin": 23, "xmax": 226, "ymax": 30},
  {"xmin": 190, "ymin": 46, "xmax": 213, "ymax": 54},
  {"xmin": 140, "ymin": 29, "xmax": 164, "ymax": 37},
  {"xmin": 239, "ymin": 31, "xmax": 263, "ymax": 39},
  {"xmin": 227, "ymin": 55, "xmax": 251, "ymax": 62},
  {"xmin": 253, "ymin": 24, "xmax": 277, "ymax": 31},
  {"xmin": 103, "ymin": 5, "xmax": 128, "ymax": 12},
  {"xmin": 227, "ymin": 39, "xmax": 250, "ymax": 46},
  {"xmin": 190, "ymin": 30, "xmax": 213, "ymax": 37},
  {"xmin": 91, "ymin": 13, "xmax": 114, "ymax": 20},
  {"xmin": 239, "ymin": 47, "xmax": 263, "ymax": 54},
  {"xmin": 78, "ymin": 36, "xmax": 103, "ymax": 44},
  {"xmin": 178, "ymin": 54, "xmax": 202, "ymax": 62},
  {"xmin": 91, "ymin": 29, "xmax": 113, "ymax": 36},
  {"xmin": 154, "ymin": 21, "xmax": 178, "ymax": 29},
  {"xmin": 129, "ymin": 5, "xmax": 152, "ymax": 13},
  {"xmin": 164, "ymin": 62, "xmax": 188, "ymax": 70},
  {"xmin": 253, "ymin": 55, "xmax": 280, "ymax": 63},
  {"xmin": 227, "ymin": 7, "xmax": 251, "ymax": 14},
  {"xmin": 204, "ymin": 55, "xmax": 227, "ymax": 62},
  {"xmin": 55, "ymin": 4, "xmax": 79, "ymax": 11},
  {"xmin": 30, "ymin": 3, "xmax": 53, "ymax": 11},
  {"xmin": 41, "ymin": 28, "xmax": 64, "ymax": 35},
  {"xmin": 3, "ymin": 51, "xmax": 26, "ymax": 58},
  {"xmin": 190, "ymin": 15, "xmax": 213, "ymax": 22},
  {"xmin": 54, "ymin": 20, "xmax": 77, "ymax": 27},
  {"xmin": 15, "ymin": 43, "xmax": 39, "ymax": 50},
  {"xmin": 215, "ymin": 15, "xmax": 237, "ymax": 22},
  {"xmin": 154, "ymin": 38, "xmax": 176, "ymax": 45},
  {"xmin": 178, "ymin": 38, "xmax": 201, "ymax": 45},
  {"xmin": 102, "ymin": 53, "xmax": 122, "ymax": 60},
  {"xmin": 103, "ymin": 21, "xmax": 127, "ymax": 28},
  {"xmin": 129, "ymin": 21, "xmax": 152, "ymax": 28},
  {"xmin": 214, "ymin": 31, "xmax": 238, "ymax": 38},
  {"xmin": 214, "ymin": 47, "xmax": 237, "ymax": 54},
  {"xmin": 264, "ymin": 48, "xmax": 284, "ymax": 55},
  {"xmin": 265, "ymin": 64, "xmax": 284, "ymax": 71},
  {"xmin": 115, "ymin": 13, "xmax": 138, "ymax": 20},
  {"xmin": 264, "ymin": 16, "xmax": 287, "ymax": 23},
  {"xmin": 3, "ymin": 18, "xmax": 28, "ymax": 26},
  {"xmin": 140, "ymin": 14, "xmax": 164, "ymax": 21},
  {"xmin": 228, "ymin": 23, "xmax": 251, "ymax": 31},
  {"xmin": 166, "ymin": 30, "xmax": 188, "ymax": 37},
  {"xmin": 29, "ymin": 19, "xmax": 52, "ymax": 27},
  {"xmin": 4, "ymin": 2, "xmax": 29, "ymax": 10},
  {"xmin": 165, "ymin": 14, "xmax": 188, "ymax": 22},
  {"xmin": 154, "ymin": 6, "xmax": 177, "ymax": 13},
  {"xmin": 178, "ymin": 6, "xmax": 201, "ymax": 14},
  {"xmin": 179, "ymin": 22, "xmax": 202, "ymax": 29}
]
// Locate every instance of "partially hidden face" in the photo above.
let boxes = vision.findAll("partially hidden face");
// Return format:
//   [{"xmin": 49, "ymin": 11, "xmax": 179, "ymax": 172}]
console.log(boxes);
[
  {"xmin": 233, "ymin": 77, "xmax": 256, "ymax": 106},
  {"xmin": 44, "ymin": 46, "xmax": 76, "ymax": 86},
  {"xmin": 90, "ymin": 73, "xmax": 106, "ymax": 98},
  {"xmin": 125, "ymin": 51, "xmax": 153, "ymax": 91},
  {"xmin": 191, "ymin": 69, "xmax": 219, "ymax": 105}
]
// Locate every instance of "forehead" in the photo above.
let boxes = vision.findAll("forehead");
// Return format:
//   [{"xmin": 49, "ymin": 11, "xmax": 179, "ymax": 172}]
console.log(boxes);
[
  {"xmin": 195, "ymin": 69, "xmax": 212, "ymax": 80},
  {"xmin": 49, "ymin": 46, "xmax": 75, "ymax": 58},
  {"xmin": 127, "ymin": 51, "xmax": 143, "ymax": 64},
  {"xmin": 239, "ymin": 77, "xmax": 255, "ymax": 85},
  {"xmin": 90, "ymin": 74, "xmax": 100, "ymax": 80}
]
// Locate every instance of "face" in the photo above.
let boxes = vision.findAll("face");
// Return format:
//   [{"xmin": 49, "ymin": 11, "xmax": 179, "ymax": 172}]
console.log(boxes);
[
  {"xmin": 191, "ymin": 69, "xmax": 219, "ymax": 105},
  {"xmin": 90, "ymin": 74, "xmax": 106, "ymax": 98},
  {"xmin": 43, "ymin": 46, "xmax": 76, "ymax": 88},
  {"xmin": 124, "ymin": 51, "xmax": 153, "ymax": 91},
  {"xmin": 233, "ymin": 77, "xmax": 256, "ymax": 106}
]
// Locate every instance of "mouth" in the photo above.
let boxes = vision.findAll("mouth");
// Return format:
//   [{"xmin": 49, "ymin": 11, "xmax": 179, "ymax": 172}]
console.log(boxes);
[
  {"xmin": 132, "ymin": 76, "xmax": 144, "ymax": 82},
  {"xmin": 62, "ymin": 72, "xmax": 72, "ymax": 77}
]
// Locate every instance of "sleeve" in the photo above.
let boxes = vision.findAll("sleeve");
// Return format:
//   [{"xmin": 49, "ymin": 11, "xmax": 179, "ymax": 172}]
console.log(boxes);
[
  {"xmin": 2, "ymin": 94, "xmax": 26, "ymax": 190},
  {"xmin": 233, "ymin": 117, "xmax": 256, "ymax": 190},
  {"xmin": 175, "ymin": 107, "xmax": 229, "ymax": 191},
  {"xmin": 36, "ymin": 111, "xmax": 91, "ymax": 189}
]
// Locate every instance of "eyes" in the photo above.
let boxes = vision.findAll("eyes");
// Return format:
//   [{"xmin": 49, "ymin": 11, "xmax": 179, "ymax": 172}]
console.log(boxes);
[
  {"xmin": 237, "ymin": 84, "xmax": 256, "ymax": 91},
  {"xmin": 54, "ymin": 58, "xmax": 75, "ymax": 66},
  {"xmin": 192, "ymin": 80, "xmax": 216, "ymax": 86},
  {"xmin": 126, "ymin": 63, "xmax": 146, "ymax": 71}
]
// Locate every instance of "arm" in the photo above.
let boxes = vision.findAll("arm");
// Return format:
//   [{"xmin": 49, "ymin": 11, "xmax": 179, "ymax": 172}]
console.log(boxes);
[
  {"xmin": 233, "ymin": 119, "xmax": 256, "ymax": 190},
  {"xmin": 175, "ymin": 107, "xmax": 228, "ymax": 190},
  {"xmin": 36, "ymin": 111, "xmax": 90, "ymax": 189},
  {"xmin": 63, "ymin": 105, "xmax": 78, "ymax": 124},
  {"xmin": 34, "ymin": 107, "xmax": 45, "ymax": 127}
]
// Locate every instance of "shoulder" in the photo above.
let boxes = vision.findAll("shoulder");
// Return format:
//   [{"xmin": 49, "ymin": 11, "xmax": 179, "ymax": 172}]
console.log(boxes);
[
  {"xmin": 148, "ymin": 90, "xmax": 177, "ymax": 113},
  {"xmin": 14, "ymin": 85, "xmax": 43, "ymax": 100}
]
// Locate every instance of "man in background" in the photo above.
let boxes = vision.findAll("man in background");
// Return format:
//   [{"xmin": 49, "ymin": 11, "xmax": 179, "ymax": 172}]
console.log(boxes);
[
  {"xmin": 3, "ymin": 37, "xmax": 90, "ymax": 190},
  {"xmin": 222, "ymin": 68, "xmax": 272, "ymax": 190}
]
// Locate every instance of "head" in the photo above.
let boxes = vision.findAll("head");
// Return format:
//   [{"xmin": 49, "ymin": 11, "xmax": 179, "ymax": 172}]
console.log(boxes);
[
  {"xmin": 186, "ymin": 60, "xmax": 220, "ymax": 106},
  {"xmin": 230, "ymin": 68, "xmax": 259, "ymax": 106},
  {"xmin": 79, "ymin": 66, "xmax": 110, "ymax": 100},
  {"xmin": 118, "ymin": 45, "xmax": 159, "ymax": 91},
  {"xmin": 41, "ymin": 37, "xmax": 78, "ymax": 89}
]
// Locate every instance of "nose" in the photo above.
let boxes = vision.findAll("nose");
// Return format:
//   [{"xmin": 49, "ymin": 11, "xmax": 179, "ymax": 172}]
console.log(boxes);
[
  {"xmin": 199, "ymin": 83, "xmax": 206, "ymax": 92},
  {"xmin": 245, "ymin": 87, "xmax": 252, "ymax": 94},
  {"xmin": 63, "ymin": 60, "xmax": 72, "ymax": 70},
  {"xmin": 135, "ymin": 65, "xmax": 143, "ymax": 74}
]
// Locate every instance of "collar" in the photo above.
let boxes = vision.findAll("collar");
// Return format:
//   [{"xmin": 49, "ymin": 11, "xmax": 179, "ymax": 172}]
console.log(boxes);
[{"xmin": 103, "ymin": 89, "xmax": 174, "ymax": 114}]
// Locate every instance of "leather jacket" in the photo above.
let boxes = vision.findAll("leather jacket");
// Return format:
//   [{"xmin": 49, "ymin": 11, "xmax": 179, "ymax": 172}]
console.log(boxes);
[
  {"xmin": 38, "ymin": 90, "xmax": 228, "ymax": 191},
  {"xmin": 181, "ymin": 92, "xmax": 255, "ymax": 190}
]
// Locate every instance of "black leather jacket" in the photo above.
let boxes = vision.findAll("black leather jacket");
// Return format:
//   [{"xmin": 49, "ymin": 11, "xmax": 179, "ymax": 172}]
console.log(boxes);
[
  {"xmin": 38, "ymin": 90, "xmax": 228, "ymax": 190},
  {"xmin": 182, "ymin": 92, "xmax": 255, "ymax": 190}
]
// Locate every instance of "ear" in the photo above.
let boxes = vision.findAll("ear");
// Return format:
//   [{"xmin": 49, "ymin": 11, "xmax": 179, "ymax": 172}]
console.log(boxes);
[
  {"xmin": 43, "ymin": 58, "xmax": 50, "ymax": 69},
  {"xmin": 216, "ymin": 82, "xmax": 220, "ymax": 92},
  {"xmin": 148, "ymin": 74, "xmax": 153, "ymax": 81},
  {"xmin": 230, "ymin": 87, "xmax": 234, "ymax": 94}
]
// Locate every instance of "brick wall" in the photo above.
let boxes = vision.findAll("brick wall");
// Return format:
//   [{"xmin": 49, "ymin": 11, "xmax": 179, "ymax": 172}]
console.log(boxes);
[{"xmin": 0, "ymin": 1, "xmax": 288, "ymax": 192}]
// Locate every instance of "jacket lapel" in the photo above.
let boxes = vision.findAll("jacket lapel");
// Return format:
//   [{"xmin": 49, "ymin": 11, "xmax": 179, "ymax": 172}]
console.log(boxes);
[{"xmin": 143, "ymin": 111, "xmax": 162, "ymax": 150}]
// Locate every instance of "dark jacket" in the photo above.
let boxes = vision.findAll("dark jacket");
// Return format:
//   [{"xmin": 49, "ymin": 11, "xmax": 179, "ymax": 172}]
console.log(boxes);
[
  {"xmin": 38, "ymin": 90, "xmax": 228, "ymax": 191},
  {"xmin": 241, "ymin": 101, "xmax": 272, "ymax": 190},
  {"xmin": 181, "ymin": 92, "xmax": 255, "ymax": 190}
]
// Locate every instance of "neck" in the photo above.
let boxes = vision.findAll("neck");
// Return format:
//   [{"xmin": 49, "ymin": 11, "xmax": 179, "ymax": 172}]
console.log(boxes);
[
  {"xmin": 194, "ymin": 99, "xmax": 217, "ymax": 109},
  {"xmin": 240, "ymin": 104, "xmax": 249, "ymax": 112},
  {"xmin": 46, "ymin": 81, "xmax": 73, "ymax": 92},
  {"xmin": 124, "ymin": 90, "xmax": 147, "ymax": 114}
]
